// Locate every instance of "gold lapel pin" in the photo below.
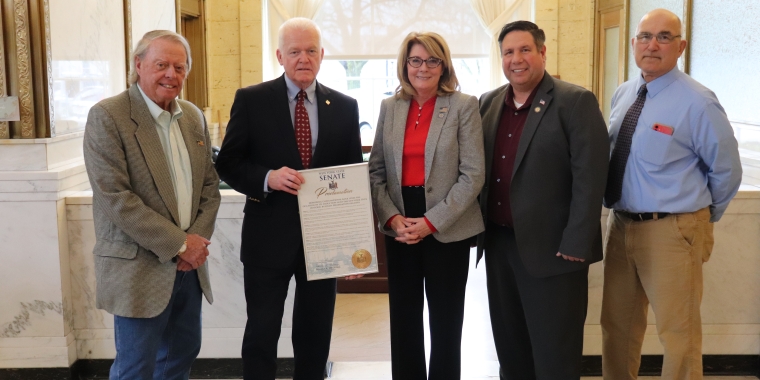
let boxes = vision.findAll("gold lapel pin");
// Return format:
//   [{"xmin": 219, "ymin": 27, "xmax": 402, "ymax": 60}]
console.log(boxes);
[
  {"xmin": 326, "ymin": 100, "xmax": 331, "ymax": 105},
  {"xmin": 197, "ymin": 140, "xmax": 205, "ymax": 146},
  {"xmin": 534, "ymin": 107, "xmax": 541, "ymax": 113}
]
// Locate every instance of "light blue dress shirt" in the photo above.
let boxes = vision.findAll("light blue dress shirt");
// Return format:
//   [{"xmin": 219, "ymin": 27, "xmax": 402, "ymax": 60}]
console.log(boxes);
[
  {"xmin": 264, "ymin": 76, "xmax": 319, "ymax": 192},
  {"xmin": 605, "ymin": 67, "xmax": 742, "ymax": 222}
]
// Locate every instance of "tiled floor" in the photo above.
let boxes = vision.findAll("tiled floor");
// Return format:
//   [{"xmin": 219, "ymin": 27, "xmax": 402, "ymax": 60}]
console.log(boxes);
[{"xmin": 199, "ymin": 250, "xmax": 758, "ymax": 379}]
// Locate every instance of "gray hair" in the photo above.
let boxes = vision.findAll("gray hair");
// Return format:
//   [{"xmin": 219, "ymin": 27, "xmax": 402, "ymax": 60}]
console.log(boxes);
[
  {"xmin": 128, "ymin": 30, "xmax": 192, "ymax": 86},
  {"xmin": 278, "ymin": 17, "xmax": 322, "ymax": 50}
]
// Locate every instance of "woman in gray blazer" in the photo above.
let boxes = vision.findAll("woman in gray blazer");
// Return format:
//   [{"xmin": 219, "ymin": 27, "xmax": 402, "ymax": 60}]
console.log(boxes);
[{"xmin": 368, "ymin": 31, "xmax": 485, "ymax": 379}]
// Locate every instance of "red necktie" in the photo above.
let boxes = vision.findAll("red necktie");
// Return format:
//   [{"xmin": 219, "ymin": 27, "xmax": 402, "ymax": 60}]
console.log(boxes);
[{"xmin": 295, "ymin": 90, "xmax": 312, "ymax": 169}]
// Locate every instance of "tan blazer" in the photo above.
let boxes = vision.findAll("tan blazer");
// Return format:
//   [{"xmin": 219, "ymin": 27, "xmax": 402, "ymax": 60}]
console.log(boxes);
[
  {"xmin": 84, "ymin": 85, "xmax": 221, "ymax": 318},
  {"xmin": 369, "ymin": 92, "xmax": 485, "ymax": 243}
]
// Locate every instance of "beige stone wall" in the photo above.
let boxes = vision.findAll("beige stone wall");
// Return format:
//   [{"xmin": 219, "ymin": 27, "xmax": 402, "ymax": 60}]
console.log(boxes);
[
  {"xmin": 203, "ymin": 0, "xmax": 594, "ymax": 123},
  {"xmin": 205, "ymin": 0, "xmax": 263, "ymax": 125},
  {"xmin": 536, "ymin": 0, "xmax": 595, "ymax": 90}
]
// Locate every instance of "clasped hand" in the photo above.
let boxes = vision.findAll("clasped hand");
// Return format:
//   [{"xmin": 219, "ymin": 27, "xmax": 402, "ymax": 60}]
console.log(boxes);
[
  {"xmin": 391, "ymin": 216, "xmax": 432, "ymax": 245},
  {"xmin": 177, "ymin": 234, "xmax": 211, "ymax": 271}
]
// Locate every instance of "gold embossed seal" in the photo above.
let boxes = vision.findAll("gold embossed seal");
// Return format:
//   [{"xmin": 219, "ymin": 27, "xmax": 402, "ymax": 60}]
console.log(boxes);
[{"xmin": 351, "ymin": 249, "xmax": 372, "ymax": 269}]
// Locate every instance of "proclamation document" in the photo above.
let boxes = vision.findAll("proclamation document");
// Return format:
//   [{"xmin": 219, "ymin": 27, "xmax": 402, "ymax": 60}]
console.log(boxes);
[{"xmin": 297, "ymin": 163, "xmax": 378, "ymax": 280}]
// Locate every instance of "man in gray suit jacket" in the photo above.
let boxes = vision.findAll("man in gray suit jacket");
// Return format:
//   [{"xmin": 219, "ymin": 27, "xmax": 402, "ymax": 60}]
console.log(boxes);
[
  {"xmin": 476, "ymin": 21, "xmax": 609, "ymax": 379},
  {"xmin": 84, "ymin": 30, "xmax": 220, "ymax": 379}
]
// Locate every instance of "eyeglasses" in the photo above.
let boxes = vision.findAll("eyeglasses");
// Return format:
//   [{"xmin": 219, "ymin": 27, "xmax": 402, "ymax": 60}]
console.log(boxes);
[
  {"xmin": 407, "ymin": 56, "xmax": 443, "ymax": 68},
  {"xmin": 635, "ymin": 32, "xmax": 682, "ymax": 44}
]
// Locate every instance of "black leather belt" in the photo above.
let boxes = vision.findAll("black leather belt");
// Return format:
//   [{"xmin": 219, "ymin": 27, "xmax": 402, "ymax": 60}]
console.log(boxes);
[{"xmin": 614, "ymin": 210, "xmax": 671, "ymax": 221}]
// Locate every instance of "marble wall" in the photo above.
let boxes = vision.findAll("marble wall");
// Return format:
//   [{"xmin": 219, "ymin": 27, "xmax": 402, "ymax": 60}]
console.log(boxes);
[
  {"xmin": 0, "ymin": 135, "xmax": 91, "ymax": 367},
  {"xmin": 40, "ymin": 189, "xmax": 759, "ymax": 367},
  {"xmin": 65, "ymin": 190, "xmax": 296, "ymax": 360},
  {"xmin": 585, "ymin": 192, "xmax": 760, "ymax": 354}
]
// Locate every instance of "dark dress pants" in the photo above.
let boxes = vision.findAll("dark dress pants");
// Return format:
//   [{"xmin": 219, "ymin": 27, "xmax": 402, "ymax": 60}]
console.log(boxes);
[
  {"xmin": 484, "ymin": 222, "xmax": 588, "ymax": 380},
  {"xmin": 242, "ymin": 248, "xmax": 336, "ymax": 380},
  {"xmin": 386, "ymin": 186, "xmax": 471, "ymax": 380}
]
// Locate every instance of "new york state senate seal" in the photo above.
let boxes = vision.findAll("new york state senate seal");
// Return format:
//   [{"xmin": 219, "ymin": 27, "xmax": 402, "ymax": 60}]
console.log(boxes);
[{"xmin": 351, "ymin": 249, "xmax": 372, "ymax": 269}]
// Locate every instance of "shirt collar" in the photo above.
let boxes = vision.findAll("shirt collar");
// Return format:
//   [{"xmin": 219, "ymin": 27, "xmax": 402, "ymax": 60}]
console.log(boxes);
[
  {"xmin": 504, "ymin": 84, "xmax": 540, "ymax": 111},
  {"xmin": 638, "ymin": 66, "xmax": 680, "ymax": 98},
  {"xmin": 284, "ymin": 75, "xmax": 317, "ymax": 103},
  {"xmin": 136, "ymin": 84, "xmax": 183, "ymax": 123}
]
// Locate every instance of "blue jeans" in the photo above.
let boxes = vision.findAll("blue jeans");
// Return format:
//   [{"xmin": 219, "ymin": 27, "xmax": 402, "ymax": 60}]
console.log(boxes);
[{"xmin": 110, "ymin": 270, "xmax": 203, "ymax": 380}]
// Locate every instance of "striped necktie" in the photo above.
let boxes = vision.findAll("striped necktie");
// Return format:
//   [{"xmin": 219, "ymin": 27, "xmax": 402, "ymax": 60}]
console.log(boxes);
[{"xmin": 605, "ymin": 84, "xmax": 647, "ymax": 206}]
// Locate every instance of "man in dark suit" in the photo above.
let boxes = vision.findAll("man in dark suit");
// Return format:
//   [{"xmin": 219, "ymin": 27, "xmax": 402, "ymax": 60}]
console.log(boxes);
[
  {"xmin": 476, "ymin": 21, "xmax": 609, "ymax": 379},
  {"xmin": 214, "ymin": 17, "xmax": 362, "ymax": 380}
]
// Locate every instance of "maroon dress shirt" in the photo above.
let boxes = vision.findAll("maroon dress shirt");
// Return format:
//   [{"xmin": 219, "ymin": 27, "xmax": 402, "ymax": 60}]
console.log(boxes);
[{"xmin": 487, "ymin": 86, "xmax": 539, "ymax": 227}]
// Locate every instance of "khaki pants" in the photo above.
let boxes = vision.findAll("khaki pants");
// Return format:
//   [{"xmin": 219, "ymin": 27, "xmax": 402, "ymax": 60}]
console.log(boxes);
[{"xmin": 601, "ymin": 207, "xmax": 714, "ymax": 380}]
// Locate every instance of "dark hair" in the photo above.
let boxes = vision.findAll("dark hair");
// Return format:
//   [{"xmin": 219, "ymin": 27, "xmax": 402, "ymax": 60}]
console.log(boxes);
[{"xmin": 497, "ymin": 21, "xmax": 546, "ymax": 49}]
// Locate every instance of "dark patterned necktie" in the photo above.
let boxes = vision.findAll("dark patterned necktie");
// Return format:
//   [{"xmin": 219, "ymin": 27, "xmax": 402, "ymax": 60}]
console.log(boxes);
[
  {"xmin": 605, "ymin": 84, "xmax": 647, "ymax": 206},
  {"xmin": 295, "ymin": 90, "xmax": 312, "ymax": 169}
]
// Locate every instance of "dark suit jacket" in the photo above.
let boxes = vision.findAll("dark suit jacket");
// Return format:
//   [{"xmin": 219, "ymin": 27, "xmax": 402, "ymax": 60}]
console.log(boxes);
[
  {"xmin": 215, "ymin": 75, "xmax": 363, "ymax": 268},
  {"xmin": 476, "ymin": 72, "xmax": 609, "ymax": 278}
]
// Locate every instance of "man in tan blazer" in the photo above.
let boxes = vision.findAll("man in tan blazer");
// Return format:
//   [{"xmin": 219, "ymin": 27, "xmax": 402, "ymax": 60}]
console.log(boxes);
[{"xmin": 83, "ymin": 30, "xmax": 220, "ymax": 379}]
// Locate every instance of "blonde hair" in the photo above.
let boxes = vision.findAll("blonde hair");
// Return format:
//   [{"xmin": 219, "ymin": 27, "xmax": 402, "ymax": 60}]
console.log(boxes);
[
  {"xmin": 128, "ymin": 30, "xmax": 191, "ymax": 86},
  {"xmin": 395, "ymin": 32, "xmax": 459, "ymax": 100}
]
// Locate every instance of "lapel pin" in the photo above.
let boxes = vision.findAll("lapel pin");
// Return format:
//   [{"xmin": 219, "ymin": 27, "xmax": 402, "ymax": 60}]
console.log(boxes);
[
  {"xmin": 440, "ymin": 107, "xmax": 448, "ymax": 113},
  {"xmin": 438, "ymin": 113, "xmax": 445, "ymax": 118},
  {"xmin": 539, "ymin": 99, "xmax": 546, "ymax": 105},
  {"xmin": 197, "ymin": 140, "xmax": 205, "ymax": 146},
  {"xmin": 325, "ymin": 100, "xmax": 331, "ymax": 105},
  {"xmin": 534, "ymin": 107, "xmax": 541, "ymax": 113}
]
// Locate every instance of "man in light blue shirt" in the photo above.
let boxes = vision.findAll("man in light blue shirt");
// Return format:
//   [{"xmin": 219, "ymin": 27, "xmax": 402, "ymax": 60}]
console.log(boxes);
[{"xmin": 601, "ymin": 9, "xmax": 741, "ymax": 380}]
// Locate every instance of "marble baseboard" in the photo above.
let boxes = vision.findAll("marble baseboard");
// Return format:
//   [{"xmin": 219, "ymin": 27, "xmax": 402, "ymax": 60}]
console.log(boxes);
[
  {"xmin": 72, "ymin": 327, "xmax": 293, "ymax": 360},
  {"xmin": 0, "ymin": 333, "xmax": 76, "ymax": 368},
  {"xmin": 2, "ymin": 356, "xmax": 754, "ymax": 379}
]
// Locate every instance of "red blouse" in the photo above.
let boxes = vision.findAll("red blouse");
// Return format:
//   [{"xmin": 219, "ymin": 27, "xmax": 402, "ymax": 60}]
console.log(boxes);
[
  {"xmin": 401, "ymin": 97, "xmax": 436, "ymax": 186},
  {"xmin": 387, "ymin": 97, "xmax": 438, "ymax": 233}
]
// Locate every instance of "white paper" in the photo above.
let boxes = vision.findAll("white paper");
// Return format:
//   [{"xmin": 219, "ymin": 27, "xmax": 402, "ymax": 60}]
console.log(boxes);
[{"xmin": 297, "ymin": 163, "xmax": 379, "ymax": 280}]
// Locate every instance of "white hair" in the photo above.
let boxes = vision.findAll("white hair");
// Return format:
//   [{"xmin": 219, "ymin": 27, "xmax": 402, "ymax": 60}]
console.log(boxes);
[
  {"xmin": 278, "ymin": 17, "xmax": 322, "ymax": 50},
  {"xmin": 128, "ymin": 30, "xmax": 192, "ymax": 86}
]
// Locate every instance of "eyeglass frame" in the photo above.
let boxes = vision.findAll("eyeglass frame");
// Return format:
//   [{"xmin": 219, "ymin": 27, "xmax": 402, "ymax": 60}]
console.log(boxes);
[
  {"xmin": 406, "ymin": 56, "xmax": 443, "ymax": 68},
  {"xmin": 635, "ymin": 32, "xmax": 682, "ymax": 44}
]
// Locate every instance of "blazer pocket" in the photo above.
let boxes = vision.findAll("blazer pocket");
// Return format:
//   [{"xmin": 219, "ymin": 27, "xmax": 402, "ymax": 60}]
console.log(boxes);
[{"xmin": 93, "ymin": 239, "xmax": 139, "ymax": 259}]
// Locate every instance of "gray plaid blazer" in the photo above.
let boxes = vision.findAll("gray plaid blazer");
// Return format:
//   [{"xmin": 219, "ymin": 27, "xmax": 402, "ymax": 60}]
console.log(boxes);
[
  {"xmin": 368, "ymin": 92, "xmax": 485, "ymax": 242},
  {"xmin": 84, "ymin": 85, "xmax": 221, "ymax": 318}
]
